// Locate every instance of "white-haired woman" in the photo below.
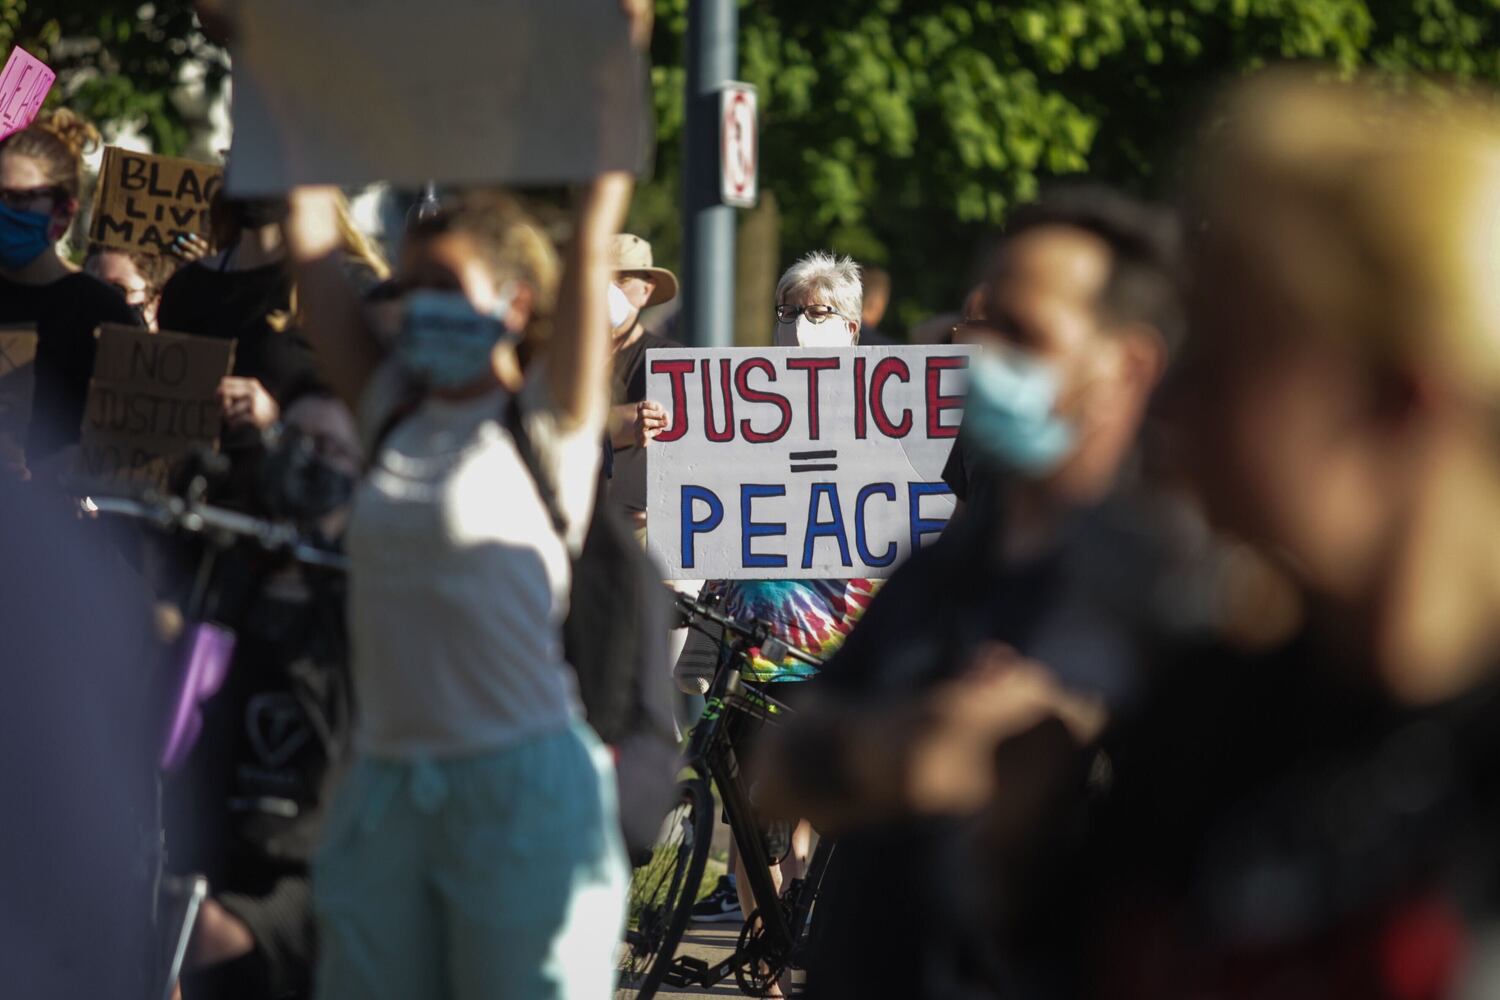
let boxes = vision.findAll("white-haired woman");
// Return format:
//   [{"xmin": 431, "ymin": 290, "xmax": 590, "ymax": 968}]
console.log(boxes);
[
  {"xmin": 639, "ymin": 252, "xmax": 879, "ymax": 997},
  {"xmin": 771, "ymin": 249, "xmax": 864, "ymax": 347}
]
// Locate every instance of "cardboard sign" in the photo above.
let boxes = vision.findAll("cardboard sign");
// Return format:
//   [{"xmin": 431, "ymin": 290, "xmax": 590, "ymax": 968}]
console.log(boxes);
[
  {"xmin": 646, "ymin": 346, "xmax": 975, "ymax": 579},
  {"xmin": 225, "ymin": 0, "xmax": 649, "ymax": 194},
  {"xmin": 0, "ymin": 47, "xmax": 55, "ymax": 140},
  {"xmin": 0, "ymin": 327, "xmax": 38, "ymax": 456},
  {"xmin": 88, "ymin": 147, "xmax": 223, "ymax": 255},
  {"xmin": 77, "ymin": 325, "xmax": 235, "ymax": 491}
]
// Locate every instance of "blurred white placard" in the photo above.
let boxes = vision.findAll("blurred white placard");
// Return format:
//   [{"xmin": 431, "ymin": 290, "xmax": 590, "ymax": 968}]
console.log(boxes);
[{"xmin": 226, "ymin": 0, "xmax": 650, "ymax": 193}]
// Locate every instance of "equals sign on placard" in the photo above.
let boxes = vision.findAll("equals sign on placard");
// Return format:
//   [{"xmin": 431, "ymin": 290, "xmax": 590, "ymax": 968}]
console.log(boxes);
[{"xmin": 790, "ymin": 450, "xmax": 837, "ymax": 473}]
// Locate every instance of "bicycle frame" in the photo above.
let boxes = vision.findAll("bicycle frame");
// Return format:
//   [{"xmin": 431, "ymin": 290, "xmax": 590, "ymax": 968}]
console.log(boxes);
[
  {"xmin": 666, "ymin": 611, "xmax": 833, "ymax": 990},
  {"xmin": 87, "ymin": 483, "xmax": 346, "ymax": 1000},
  {"xmin": 692, "ymin": 661, "xmax": 793, "ymax": 945}
]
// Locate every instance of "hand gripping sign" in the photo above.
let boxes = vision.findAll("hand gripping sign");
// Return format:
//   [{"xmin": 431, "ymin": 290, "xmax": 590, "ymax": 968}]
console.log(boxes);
[
  {"xmin": 646, "ymin": 346, "xmax": 974, "ymax": 579},
  {"xmin": 89, "ymin": 148, "xmax": 223, "ymax": 255}
]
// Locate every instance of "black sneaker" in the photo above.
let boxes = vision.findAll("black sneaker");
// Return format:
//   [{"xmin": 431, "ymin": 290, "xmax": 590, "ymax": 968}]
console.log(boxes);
[{"xmin": 690, "ymin": 875, "xmax": 743, "ymax": 923}]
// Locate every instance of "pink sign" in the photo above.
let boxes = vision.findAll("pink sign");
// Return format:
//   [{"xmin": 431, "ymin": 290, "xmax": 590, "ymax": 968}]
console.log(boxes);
[{"xmin": 0, "ymin": 47, "xmax": 55, "ymax": 141}]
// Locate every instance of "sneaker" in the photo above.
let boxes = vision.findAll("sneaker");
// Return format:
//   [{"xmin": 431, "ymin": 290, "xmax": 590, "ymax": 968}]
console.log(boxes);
[{"xmin": 690, "ymin": 875, "xmax": 743, "ymax": 923}]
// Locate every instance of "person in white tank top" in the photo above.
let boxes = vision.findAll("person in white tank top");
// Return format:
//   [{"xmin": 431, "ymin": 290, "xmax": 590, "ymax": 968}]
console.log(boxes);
[{"xmin": 283, "ymin": 173, "xmax": 634, "ymax": 1000}]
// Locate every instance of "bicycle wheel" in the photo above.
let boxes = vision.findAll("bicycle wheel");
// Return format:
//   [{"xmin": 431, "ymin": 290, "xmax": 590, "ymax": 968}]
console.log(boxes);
[{"xmin": 616, "ymin": 773, "xmax": 714, "ymax": 999}]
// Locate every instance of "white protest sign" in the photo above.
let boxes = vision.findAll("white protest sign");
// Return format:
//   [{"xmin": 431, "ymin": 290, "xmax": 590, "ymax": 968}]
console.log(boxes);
[
  {"xmin": 647, "ymin": 346, "xmax": 974, "ymax": 579},
  {"xmin": 226, "ymin": 0, "xmax": 650, "ymax": 194}
]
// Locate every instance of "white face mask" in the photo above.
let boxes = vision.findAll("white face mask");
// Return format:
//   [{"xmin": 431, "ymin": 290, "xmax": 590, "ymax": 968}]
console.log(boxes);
[
  {"xmin": 608, "ymin": 283, "xmax": 634, "ymax": 330},
  {"xmin": 774, "ymin": 313, "xmax": 853, "ymax": 348}
]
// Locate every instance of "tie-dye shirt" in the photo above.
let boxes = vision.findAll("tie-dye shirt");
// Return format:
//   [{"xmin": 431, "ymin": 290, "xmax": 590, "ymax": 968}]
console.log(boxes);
[{"xmin": 701, "ymin": 578, "xmax": 881, "ymax": 683}]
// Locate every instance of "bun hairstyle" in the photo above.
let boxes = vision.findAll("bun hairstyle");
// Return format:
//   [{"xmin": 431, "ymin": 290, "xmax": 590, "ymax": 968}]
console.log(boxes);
[
  {"xmin": 407, "ymin": 190, "xmax": 560, "ymax": 314},
  {"xmin": 0, "ymin": 108, "xmax": 101, "ymax": 202}
]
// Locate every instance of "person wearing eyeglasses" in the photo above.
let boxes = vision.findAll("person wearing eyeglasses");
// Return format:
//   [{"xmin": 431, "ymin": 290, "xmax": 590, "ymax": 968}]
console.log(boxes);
[
  {"xmin": 0, "ymin": 110, "xmax": 143, "ymax": 477},
  {"xmin": 770, "ymin": 251, "xmax": 864, "ymax": 348},
  {"xmin": 82, "ymin": 245, "xmax": 180, "ymax": 332},
  {"xmin": 641, "ymin": 252, "xmax": 880, "ymax": 988}
]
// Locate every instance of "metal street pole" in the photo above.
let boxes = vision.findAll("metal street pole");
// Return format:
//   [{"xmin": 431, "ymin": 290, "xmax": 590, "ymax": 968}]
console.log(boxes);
[{"xmin": 682, "ymin": 0, "xmax": 737, "ymax": 347}]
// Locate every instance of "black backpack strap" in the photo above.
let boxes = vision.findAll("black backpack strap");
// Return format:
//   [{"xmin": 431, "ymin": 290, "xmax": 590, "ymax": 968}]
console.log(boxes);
[{"xmin": 503, "ymin": 392, "xmax": 568, "ymax": 537}]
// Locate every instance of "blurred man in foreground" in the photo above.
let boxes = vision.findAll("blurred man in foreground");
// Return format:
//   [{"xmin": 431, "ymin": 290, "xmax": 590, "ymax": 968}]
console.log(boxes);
[
  {"xmin": 758, "ymin": 187, "xmax": 1185, "ymax": 1000},
  {"xmin": 1055, "ymin": 70, "xmax": 1500, "ymax": 999}
]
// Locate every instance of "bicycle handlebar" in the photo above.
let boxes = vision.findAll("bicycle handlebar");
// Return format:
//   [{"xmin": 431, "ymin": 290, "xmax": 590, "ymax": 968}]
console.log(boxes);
[
  {"xmin": 670, "ymin": 590, "xmax": 825, "ymax": 670},
  {"xmin": 86, "ymin": 494, "xmax": 350, "ymax": 572}
]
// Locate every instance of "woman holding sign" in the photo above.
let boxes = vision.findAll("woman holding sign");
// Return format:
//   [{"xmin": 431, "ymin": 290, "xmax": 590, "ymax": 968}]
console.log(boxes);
[
  {"xmin": 654, "ymin": 252, "xmax": 881, "ymax": 993},
  {"xmin": 0, "ymin": 109, "xmax": 141, "ymax": 472},
  {"xmin": 284, "ymin": 172, "xmax": 631, "ymax": 1000}
]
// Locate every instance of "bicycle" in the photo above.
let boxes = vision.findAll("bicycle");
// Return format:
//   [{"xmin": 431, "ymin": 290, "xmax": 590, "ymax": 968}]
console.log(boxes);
[
  {"xmin": 617, "ymin": 592, "xmax": 834, "ymax": 999},
  {"xmin": 86, "ymin": 464, "xmax": 347, "ymax": 1000}
]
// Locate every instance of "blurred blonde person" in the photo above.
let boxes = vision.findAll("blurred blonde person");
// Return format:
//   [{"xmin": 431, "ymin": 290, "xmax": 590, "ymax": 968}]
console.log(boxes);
[{"xmin": 648, "ymin": 252, "xmax": 879, "ymax": 996}]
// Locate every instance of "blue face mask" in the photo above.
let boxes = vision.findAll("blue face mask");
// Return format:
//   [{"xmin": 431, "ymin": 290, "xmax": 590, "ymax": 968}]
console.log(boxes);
[
  {"xmin": 396, "ymin": 288, "xmax": 518, "ymax": 390},
  {"xmin": 962, "ymin": 345, "xmax": 1076, "ymax": 475},
  {"xmin": 0, "ymin": 202, "xmax": 54, "ymax": 270}
]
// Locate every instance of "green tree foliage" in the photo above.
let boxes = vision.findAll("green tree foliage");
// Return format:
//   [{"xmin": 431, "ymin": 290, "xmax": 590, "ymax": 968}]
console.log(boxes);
[
  {"xmin": 637, "ymin": 0, "xmax": 1500, "ymax": 332},
  {"xmin": 0, "ymin": 0, "xmax": 226, "ymax": 155},
  {"xmin": 10, "ymin": 2, "xmax": 1500, "ymax": 329}
]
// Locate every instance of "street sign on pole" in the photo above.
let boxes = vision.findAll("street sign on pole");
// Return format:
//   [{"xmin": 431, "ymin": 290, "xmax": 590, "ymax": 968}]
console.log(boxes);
[{"xmin": 719, "ymin": 83, "xmax": 757, "ymax": 209}]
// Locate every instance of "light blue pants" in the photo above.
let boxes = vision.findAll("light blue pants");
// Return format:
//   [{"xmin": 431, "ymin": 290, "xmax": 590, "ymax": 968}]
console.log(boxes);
[{"xmin": 312, "ymin": 723, "xmax": 628, "ymax": 1000}]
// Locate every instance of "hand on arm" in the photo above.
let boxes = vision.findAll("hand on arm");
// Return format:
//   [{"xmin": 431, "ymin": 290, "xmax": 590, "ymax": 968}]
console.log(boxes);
[
  {"xmin": 611, "ymin": 398, "xmax": 668, "ymax": 448},
  {"xmin": 635, "ymin": 399, "xmax": 668, "ymax": 446},
  {"xmin": 284, "ymin": 187, "xmax": 382, "ymax": 411},
  {"xmin": 755, "ymin": 644, "xmax": 1108, "ymax": 834}
]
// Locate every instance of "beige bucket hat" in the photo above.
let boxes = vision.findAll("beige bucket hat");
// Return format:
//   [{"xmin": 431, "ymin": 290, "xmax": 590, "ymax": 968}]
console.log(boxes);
[{"xmin": 611, "ymin": 233, "xmax": 679, "ymax": 307}]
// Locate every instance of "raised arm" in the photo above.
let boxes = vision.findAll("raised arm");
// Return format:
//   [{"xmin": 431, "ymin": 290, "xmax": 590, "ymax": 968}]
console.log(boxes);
[
  {"xmin": 283, "ymin": 186, "xmax": 383, "ymax": 411},
  {"xmin": 548, "ymin": 173, "xmax": 634, "ymax": 430}
]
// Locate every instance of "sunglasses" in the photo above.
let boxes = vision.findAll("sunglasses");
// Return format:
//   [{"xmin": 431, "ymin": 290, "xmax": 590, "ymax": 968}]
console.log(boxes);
[{"xmin": 0, "ymin": 184, "xmax": 63, "ymax": 212}]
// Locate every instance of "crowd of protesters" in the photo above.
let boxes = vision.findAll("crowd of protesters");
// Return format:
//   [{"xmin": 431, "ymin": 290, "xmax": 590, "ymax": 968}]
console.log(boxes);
[{"xmin": 4, "ymin": 6, "xmax": 1500, "ymax": 1000}]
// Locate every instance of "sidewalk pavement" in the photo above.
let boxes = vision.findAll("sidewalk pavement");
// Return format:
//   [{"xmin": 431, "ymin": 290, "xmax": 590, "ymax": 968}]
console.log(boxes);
[{"xmin": 622, "ymin": 922, "xmax": 808, "ymax": 999}]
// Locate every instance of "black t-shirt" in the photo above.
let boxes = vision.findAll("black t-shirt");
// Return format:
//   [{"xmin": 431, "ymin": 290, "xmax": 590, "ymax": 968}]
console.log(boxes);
[
  {"xmin": 807, "ymin": 498, "xmax": 1190, "ymax": 1000},
  {"xmin": 157, "ymin": 259, "xmax": 314, "ymax": 403},
  {"xmin": 608, "ymin": 328, "xmax": 681, "ymax": 514},
  {"xmin": 941, "ymin": 418, "xmax": 1005, "ymax": 509},
  {"xmin": 165, "ymin": 556, "xmax": 350, "ymax": 878},
  {"xmin": 0, "ymin": 271, "xmax": 141, "ymax": 460},
  {"xmin": 1048, "ymin": 644, "xmax": 1500, "ymax": 999}
]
